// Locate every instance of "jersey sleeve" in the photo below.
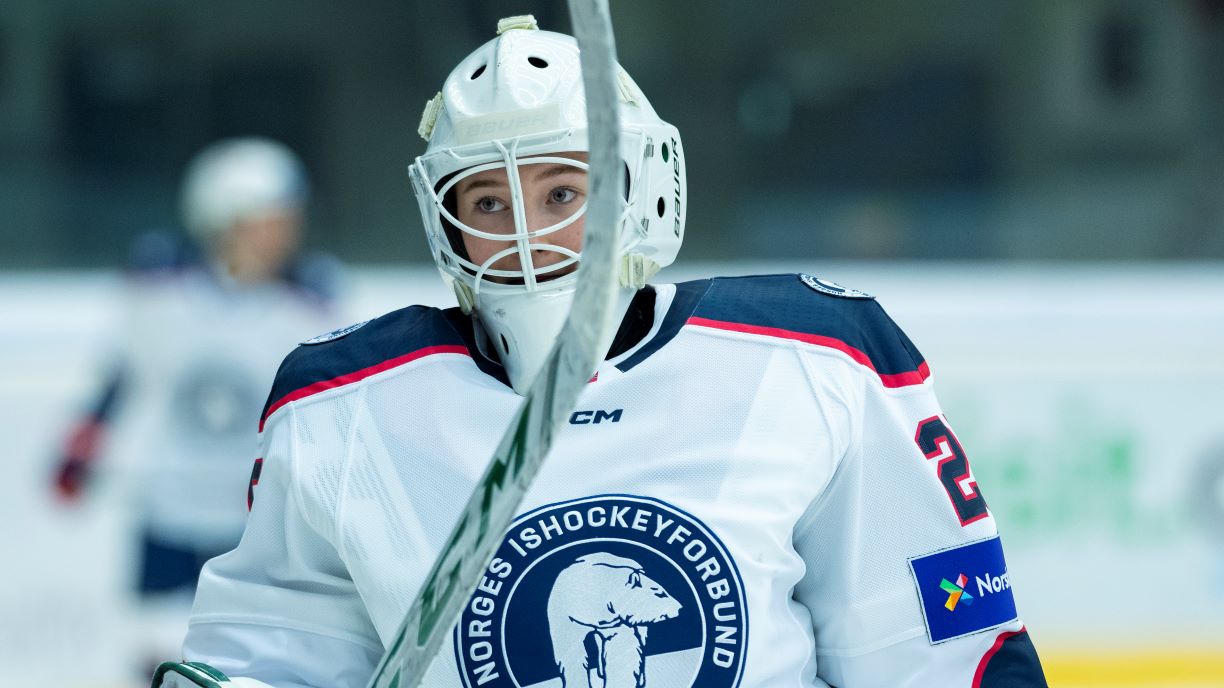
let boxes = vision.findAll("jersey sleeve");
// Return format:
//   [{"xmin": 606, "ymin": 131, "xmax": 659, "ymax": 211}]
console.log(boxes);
[
  {"xmin": 791, "ymin": 300, "xmax": 1047, "ymax": 687},
  {"xmin": 52, "ymin": 364, "xmax": 126, "ymax": 499},
  {"xmin": 183, "ymin": 405, "xmax": 383, "ymax": 688}
]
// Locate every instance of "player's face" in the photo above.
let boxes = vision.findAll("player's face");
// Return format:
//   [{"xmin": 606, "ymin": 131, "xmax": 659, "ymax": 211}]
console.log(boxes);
[
  {"xmin": 223, "ymin": 207, "xmax": 302, "ymax": 283},
  {"xmin": 454, "ymin": 152, "xmax": 587, "ymax": 283}
]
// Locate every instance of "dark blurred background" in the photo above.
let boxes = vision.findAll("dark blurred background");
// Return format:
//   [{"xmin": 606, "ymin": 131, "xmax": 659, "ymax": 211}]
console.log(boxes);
[{"xmin": 4, "ymin": 0, "xmax": 1224, "ymax": 268}]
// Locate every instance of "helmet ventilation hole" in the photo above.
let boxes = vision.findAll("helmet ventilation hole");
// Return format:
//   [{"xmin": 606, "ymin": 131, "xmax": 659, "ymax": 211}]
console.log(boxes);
[
  {"xmin": 656, "ymin": 197, "xmax": 666, "ymax": 217},
  {"xmin": 528, "ymin": 56, "xmax": 549, "ymax": 69},
  {"xmin": 470, "ymin": 64, "xmax": 486, "ymax": 79},
  {"xmin": 661, "ymin": 142, "xmax": 670, "ymax": 162},
  {"xmin": 500, "ymin": 334, "xmax": 510, "ymax": 355}
]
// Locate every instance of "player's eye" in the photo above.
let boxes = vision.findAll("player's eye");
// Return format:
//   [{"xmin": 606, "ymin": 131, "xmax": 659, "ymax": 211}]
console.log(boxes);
[
  {"xmin": 548, "ymin": 187, "xmax": 578, "ymax": 204},
  {"xmin": 475, "ymin": 196, "xmax": 507, "ymax": 213}
]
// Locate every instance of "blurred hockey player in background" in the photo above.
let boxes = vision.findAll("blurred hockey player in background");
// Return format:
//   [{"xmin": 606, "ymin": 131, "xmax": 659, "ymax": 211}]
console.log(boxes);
[
  {"xmin": 52, "ymin": 137, "xmax": 345, "ymax": 682},
  {"xmin": 153, "ymin": 17, "xmax": 1047, "ymax": 688}
]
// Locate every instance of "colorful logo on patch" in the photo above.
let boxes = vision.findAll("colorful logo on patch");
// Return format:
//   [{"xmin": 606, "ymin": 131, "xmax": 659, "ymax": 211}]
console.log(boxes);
[
  {"xmin": 910, "ymin": 537, "xmax": 1018, "ymax": 643},
  {"xmin": 939, "ymin": 574, "xmax": 975, "ymax": 611}
]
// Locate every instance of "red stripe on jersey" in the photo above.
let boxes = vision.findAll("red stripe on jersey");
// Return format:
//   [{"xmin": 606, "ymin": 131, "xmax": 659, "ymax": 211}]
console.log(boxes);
[
  {"xmin": 259, "ymin": 344, "xmax": 471, "ymax": 431},
  {"xmin": 247, "ymin": 458, "xmax": 263, "ymax": 511},
  {"xmin": 972, "ymin": 627, "xmax": 1027, "ymax": 688},
  {"xmin": 685, "ymin": 316, "xmax": 930, "ymax": 388}
]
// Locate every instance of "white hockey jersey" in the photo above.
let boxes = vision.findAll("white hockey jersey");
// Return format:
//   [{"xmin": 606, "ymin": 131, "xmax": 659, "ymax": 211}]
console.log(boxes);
[
  {"xmin": 184, "ymin": 274, "xmax": 1046, "ymax": 687},
  {"xmin": 94, "ymin": 237, "xmax": 342, "ymax": 550}
]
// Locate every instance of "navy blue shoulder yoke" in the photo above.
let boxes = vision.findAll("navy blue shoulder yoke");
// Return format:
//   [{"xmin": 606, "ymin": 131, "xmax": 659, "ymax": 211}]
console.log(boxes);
[
  {"xmin": 259, "ymin": 305, "xmax": 471, "ymax": 430},
  {"xmin": 666, "ymin": 274, "xmax": 929, "ymax": 387}
]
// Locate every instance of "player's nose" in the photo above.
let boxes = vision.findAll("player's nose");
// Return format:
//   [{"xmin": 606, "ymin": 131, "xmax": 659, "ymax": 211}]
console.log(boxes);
[
  {"xmin": 523, "ymin": 204, "xmax": 565, "ymax": 234},
  {"xmin": 524, "ymin": 215, "xmax": 569, "ymax": 255}
]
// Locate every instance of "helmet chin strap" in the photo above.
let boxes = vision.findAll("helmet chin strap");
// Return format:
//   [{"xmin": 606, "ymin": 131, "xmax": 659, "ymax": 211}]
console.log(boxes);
[
  {"xmin": 471, "ymin": 285, "xmax": 637, "ymax": 395},
  {"xmin": 453, "ymin": 279, "xmax": 476, "ymax": 314},
  {"xmin": 619, "ymin": 253, "xmax": 660, "ymax": 289}
]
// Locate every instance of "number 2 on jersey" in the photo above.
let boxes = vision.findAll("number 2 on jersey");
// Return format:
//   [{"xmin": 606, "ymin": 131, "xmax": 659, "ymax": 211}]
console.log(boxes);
[{"xmin": 914, "ymin": 417, "xmax": 990, "ymax": 526}]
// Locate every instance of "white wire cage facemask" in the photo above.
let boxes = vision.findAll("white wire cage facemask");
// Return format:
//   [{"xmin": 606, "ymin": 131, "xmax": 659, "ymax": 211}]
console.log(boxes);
[
  {"xmin": 410, "ymin": 127, "xmax": 670, "ymax": 303},
  {"xmin": 409, "ymin": 129, "xmax": 655, "ymax": 394},
  {"xmin": 437, "ymin": 151, "xmax": 587, "ymax": 290},
  {"xmin": 433, "ymin": 156, "xmax": 587, "ymax": 297}
]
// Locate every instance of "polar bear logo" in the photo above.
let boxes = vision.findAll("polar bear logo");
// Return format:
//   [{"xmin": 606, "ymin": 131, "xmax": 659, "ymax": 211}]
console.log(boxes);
[{"xmin": 547, "ymin": 552, "xmax": 682, "ymax": 688}]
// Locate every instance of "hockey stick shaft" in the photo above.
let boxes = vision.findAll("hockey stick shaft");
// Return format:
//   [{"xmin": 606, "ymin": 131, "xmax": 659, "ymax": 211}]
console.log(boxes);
[{"xmin": 365, "ymin": 2, "xmax": 622, "ymax": 686}]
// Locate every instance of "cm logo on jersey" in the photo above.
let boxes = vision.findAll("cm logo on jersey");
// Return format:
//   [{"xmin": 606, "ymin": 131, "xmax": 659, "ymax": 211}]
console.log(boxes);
[{"xmin": 453, "ymin": 495, "xmax": 748, "ymax": 688}]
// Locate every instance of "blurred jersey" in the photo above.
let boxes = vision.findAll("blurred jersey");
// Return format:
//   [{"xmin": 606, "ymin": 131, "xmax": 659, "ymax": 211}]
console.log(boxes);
[{"xmin": 81, "ymin": 232, "xmax": 343, "ymax": 552}]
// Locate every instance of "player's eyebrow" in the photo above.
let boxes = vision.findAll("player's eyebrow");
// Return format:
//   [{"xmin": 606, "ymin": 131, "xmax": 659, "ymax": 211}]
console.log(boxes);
[
  {"xmin": 529, "ymin": 163, "xmax": 584, "ymax": 181},
  {"xmin": 458, "ymin": 177, "xmax": 504, "ymax": 193},
  {"xmin": 458, "ymin": 164, "xmax": 583, "ymax": 195}
]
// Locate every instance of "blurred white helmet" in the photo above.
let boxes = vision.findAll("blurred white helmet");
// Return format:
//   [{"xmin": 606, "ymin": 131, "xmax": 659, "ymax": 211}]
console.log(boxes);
[
  {"xmin": 180, "ymin": 137, "xmax": 308, "ymax": 241},
  {"xmin": 409, "ymin": 16, "xmax": 687, "ymax": 393}
]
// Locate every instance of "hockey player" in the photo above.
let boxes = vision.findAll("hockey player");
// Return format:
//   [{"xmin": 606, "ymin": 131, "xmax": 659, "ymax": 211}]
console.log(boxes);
[
  {"xmin": 52, "ymin": 137, "xmax": 344, "ymax": 680},
  {"xmin": 154, "ymin": 18, "xmax": 1047, "ymax": 688}
]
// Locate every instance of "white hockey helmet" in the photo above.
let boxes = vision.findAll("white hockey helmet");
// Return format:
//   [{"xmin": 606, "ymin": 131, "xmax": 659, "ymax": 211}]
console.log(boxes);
[
  {"xmin": 409, "ymin": 15, "xmax": 687, "ymax": 393},
  {"xmin": 180, "ymin": 137, "xmax": 308, "ymax": 242}
]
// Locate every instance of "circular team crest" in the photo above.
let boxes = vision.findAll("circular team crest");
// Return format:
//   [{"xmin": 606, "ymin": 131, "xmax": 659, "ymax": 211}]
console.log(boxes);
[
  {"xmin": 453, "ymin": 494, "xmax": 748, "ymax": 688},
  {"xmin": 799, "ymin": 274, "xmax": 873, "ymax": 299},
  {"xmin": 301, "ymin": 319, "xmax": 370, "ymax": 345},
  {"xmin": 173, "ymin": 362, "xmax": 262, "ymax": 439}
]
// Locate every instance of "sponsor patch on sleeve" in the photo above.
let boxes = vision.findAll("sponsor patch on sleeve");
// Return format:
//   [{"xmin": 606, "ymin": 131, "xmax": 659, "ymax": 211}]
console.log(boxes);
[{"xmin": 909, "ymin": 535, "xmax": 1018, "ymax": 644}]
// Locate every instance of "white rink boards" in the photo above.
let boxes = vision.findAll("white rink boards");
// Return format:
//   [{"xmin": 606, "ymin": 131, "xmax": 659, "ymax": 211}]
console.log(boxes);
[{"xmin": 2, "ymin": 263, "xmax": 1222, "ymax": 688}]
